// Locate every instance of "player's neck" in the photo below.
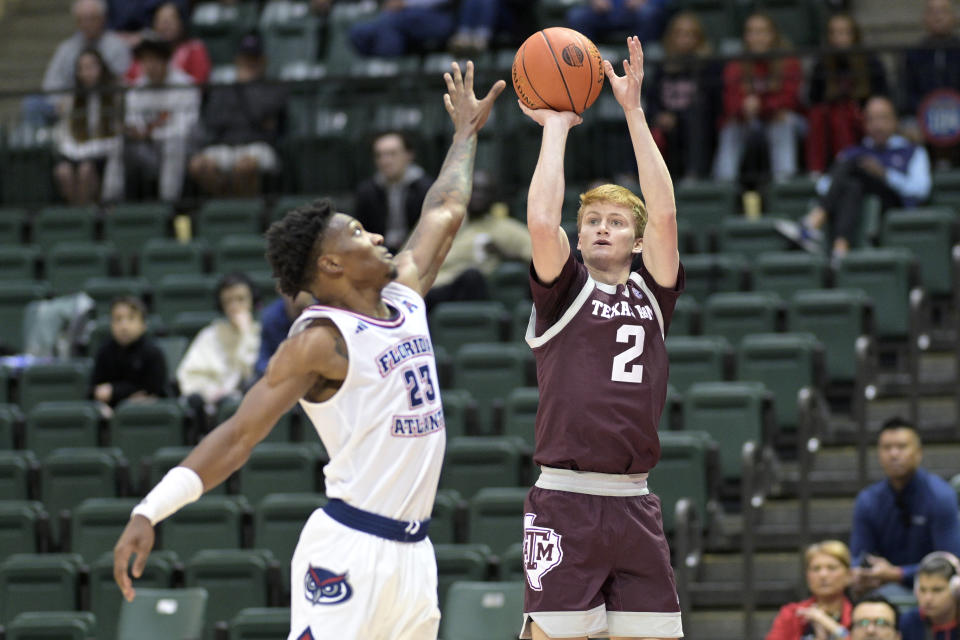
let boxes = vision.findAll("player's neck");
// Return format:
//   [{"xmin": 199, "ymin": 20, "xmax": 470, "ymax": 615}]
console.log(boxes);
[
  {"xmin": 584, "ymin": 261, "xmax": 632, "ymax": 286},
  {"xmin": 314, "ymin": 285, "xmax": 392, "ymax": 320}
]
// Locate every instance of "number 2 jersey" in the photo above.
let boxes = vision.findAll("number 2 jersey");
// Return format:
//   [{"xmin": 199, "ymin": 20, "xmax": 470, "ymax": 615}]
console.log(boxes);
[
  {"xmin": 526, "ymin": 251, "xmax": 684, "ymax": 475},
  {"xmin": 288, "ymin": 282, "xmax": 445, "ymax": 522}
]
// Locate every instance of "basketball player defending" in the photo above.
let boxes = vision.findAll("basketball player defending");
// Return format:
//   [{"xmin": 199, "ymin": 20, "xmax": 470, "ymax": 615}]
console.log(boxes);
[
  {"xmin": 517, "ymin": 36, "xmax": 683, "ymax": 639},
  {"xmin": 113, "ymin": 62, "xmax": 505, "ymax": 640}
]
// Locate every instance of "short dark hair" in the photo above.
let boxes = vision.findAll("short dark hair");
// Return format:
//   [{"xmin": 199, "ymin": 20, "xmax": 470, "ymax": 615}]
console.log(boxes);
[
  {"xmin": 265, "ymin": 199, "xmax": 335, "ymax": 298},
  {"xmin": 853, "ymin": 594, "xmax": 899, "ymax": 629},
  {"xmin": 917, "ymin": 552, "xmax": 960, "ymax": 582},
  {"xmin": 372, "ymin": 129, "xmax": 414, "ymax": 153},
  {"xmin": 133, "ymin": 33, "xmax": 172, "ymax": 60},
  {"xmin": 110, "ymin": 295, "xmax": 147, "ymax": 319},
  {"xmin": 879, "ymin": 416, "xmax": 920, "ymax": 440},
  {"xmin": 215, "ymin": 272, "xmax": 256, "ymax": 312}
]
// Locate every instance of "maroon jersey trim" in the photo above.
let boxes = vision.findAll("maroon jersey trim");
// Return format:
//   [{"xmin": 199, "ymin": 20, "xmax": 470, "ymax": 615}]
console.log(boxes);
[{"xmin": 525, "ymin": 276, "xmax": 597, "ymax": 349}]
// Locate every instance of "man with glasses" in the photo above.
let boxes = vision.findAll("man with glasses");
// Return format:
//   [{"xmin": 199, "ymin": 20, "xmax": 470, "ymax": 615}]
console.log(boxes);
[{"xmin": 851, "ymin": 596, "xmax": 902, "ymax": 640}]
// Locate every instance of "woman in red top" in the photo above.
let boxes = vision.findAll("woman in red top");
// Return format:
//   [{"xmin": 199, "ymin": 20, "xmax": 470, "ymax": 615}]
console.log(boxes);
[
  {"xmin": 767, "ymin": 540, "xmax": 855, "ymax": 640},
  {"xmin": 712, "ymin": 12, "xmax": 803, "ymax": 185},
  {"xmin": 126, "ymin": 2, "xmax": 210, "ymax": 85}
]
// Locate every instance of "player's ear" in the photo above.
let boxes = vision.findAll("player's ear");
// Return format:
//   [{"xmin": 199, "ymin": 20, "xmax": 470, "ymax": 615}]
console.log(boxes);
[
  {"xmin": 317, "ymin": 254, "xmax": 342, "ymax": 276},
  {"xmin": 633, "ymin": 236, "xmax": 643, "ymax": 253}
]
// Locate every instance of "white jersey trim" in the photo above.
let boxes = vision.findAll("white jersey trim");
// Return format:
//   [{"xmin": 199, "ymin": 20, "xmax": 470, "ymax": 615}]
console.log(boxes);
[
  {"xmin": 629, "ymin": 272, "xmax": 665, "ymax": 340},
  {"xmin": 525, "ymin": 277, "xmax": 596, "ymax": 349}
]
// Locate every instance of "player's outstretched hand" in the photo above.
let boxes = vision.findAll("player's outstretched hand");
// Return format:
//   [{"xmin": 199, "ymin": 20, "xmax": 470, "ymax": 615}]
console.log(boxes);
[
  {"xmin": 443, "ymin": 60, "xmax": 506, "ymax": 137},
  {"xmin": 113, "ymin": 514, "xmax": 155, "ymax": 602},
  {"xmin": 517, "ymin": 100, "xmax": 583, "ymax": 129},
  {"xmin": 603, "ymin": 35, "xmax": 644, "ymax": 112}
]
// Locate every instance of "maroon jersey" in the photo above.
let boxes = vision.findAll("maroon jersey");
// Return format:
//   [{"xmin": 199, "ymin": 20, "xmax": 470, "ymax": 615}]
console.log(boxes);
[{"xmin": 527, "ymin": 251, "xmax": 684, "ymax": 474}]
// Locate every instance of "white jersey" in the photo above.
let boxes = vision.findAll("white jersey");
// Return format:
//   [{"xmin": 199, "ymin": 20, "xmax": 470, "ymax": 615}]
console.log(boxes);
[{"xmin": 288, "ymin": 282, "xmax": 445, "ymax": 522}]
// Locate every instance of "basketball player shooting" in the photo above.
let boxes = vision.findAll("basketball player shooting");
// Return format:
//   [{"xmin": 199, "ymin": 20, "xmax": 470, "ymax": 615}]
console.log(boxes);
[
  {"xmin": 112, "ymin": 61, "xmax": 505, "ymax": 640},
  {"xmin": 517, "ymin": 36, "xmax": 684, "ymax": 640}
]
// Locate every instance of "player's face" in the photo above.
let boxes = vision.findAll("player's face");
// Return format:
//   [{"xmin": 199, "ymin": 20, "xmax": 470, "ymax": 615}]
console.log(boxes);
[
  {"xmin": 323, "ymin": 213, "xmax": 397, "ymax": 284},
  {"xmin": 577, "ymin": 203, "xmax": 640, "ymax": 268},
  {"xmin": 877, "ymin": 428, "xmax": 921, "ymax": 484},
  {"xmin": 110, "ymin": 303, "xmax": 147, "ymax": 346},
  {"xmin": 915, "ymin": 574, "xmax": 956, "ymax": 622},
  {"xmin": 805, "ymin": 552, "xmax": 850, "ymax": 600}
]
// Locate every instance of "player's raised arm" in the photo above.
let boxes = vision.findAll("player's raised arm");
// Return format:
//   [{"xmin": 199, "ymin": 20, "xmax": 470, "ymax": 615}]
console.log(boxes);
[
  {"xmin": 519, "ymin": 102, "xmax": 582, "ymax": 285},
  {"xmin": 397, "ymin": 61, "xmax": 505, "ymax": 295},
  {"xmin": 604, "ymin": 36, "xmax": 679, "ymax": 288}
]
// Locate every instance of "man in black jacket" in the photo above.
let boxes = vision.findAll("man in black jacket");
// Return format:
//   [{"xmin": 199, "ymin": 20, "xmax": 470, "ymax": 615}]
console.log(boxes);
[{"xmin": 353, "ymin": 130, "xmax": 434, "ymax": 251}]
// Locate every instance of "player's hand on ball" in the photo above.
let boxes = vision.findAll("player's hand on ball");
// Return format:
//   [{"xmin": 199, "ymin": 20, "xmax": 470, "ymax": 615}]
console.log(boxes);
[
  {"xmin": 113, "ymin": 514, "xmax": 155, "ymax": 602},
  {"xmin": 443, "ymin": 60, "xmax": 506, "ymax": 136},
  {"xmin": 603, "ymin": 35, "xmax": 645, "ymax": 111},
  {"xmin": 516, "ymin": 100, "xmax": 583, "ymax": 129}
]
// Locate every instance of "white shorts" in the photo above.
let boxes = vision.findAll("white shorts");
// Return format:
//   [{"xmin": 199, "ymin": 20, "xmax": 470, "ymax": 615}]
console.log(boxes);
[
  {"xmin": 200, "ymin": 142, "xmax": 279, "ymax": 172},
  {"xmin": 288, "ymin": 509, "xmax": 440, "ymax": 640}
]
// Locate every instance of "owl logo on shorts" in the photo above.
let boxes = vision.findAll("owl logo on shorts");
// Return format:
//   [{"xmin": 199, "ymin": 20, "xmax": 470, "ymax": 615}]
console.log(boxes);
[
  {"xmin": 304, "ymin": 565, "xmax": 353, "ymax": 605},
  {"xmin": 522, "ymin": 513, "xmax": 564, "ymax": 591}
]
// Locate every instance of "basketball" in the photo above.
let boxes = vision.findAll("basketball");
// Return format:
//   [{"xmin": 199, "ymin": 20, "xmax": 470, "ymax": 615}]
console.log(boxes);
[{"xmin": 512, "ymin": 27, "xmax": 605, "ymax": 115}]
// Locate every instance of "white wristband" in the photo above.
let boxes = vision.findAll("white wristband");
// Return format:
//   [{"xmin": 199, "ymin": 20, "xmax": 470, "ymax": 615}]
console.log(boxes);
[{"xmin": 131, "ymin": 466, "xmax": 204, "ymax": 526}]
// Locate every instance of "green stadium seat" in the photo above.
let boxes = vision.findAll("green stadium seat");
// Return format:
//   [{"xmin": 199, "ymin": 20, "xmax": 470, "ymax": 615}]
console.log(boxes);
[
  {"xmin": 0, "ymin": 208, "xmax": 27, "ymax": 246},
  {"xmin": 19, "ymin": 360, "xmax": 92, "ymax": 412},
  {"xmin": 717, "ymin": 217, "xmax": 794, "ymax": 260},
  {"xmin": 0, "ymin": 553, "xmax": 83, "ymax": 624},
  {"xmin": 260, "ymin": 1, "xmax": 321, "ymax": 78},
  {"xmin": 834, "ymin": 248, "xmax": 915, "ymax": 339},
  {"xmin": 435, "ymin": 543, "xmax": 492, "ymax": 612},
  {"xmin": 752, "ymin": 251, "xmax": 828, "ymax": 301},
  {"xmin": 156, "ymin": 336, "xmax": 190, "ymax": 383},
  {"xmin": 215, "ymin": 394, "xmax": 298, "ymax": 444},
  {"xmin": 109, "ymin": 400, "xmax": 185, "ymax": 488},
  {"xmin": 430, "ymin": 301, "xmax": 507, "ymax": 354},
  {"xmin": 140, "ymin": 238, "xmax": 208, "ymax": 281},
  {"xmin": 676, "ymin": 180, "xmax": 740, "ymax": 250},
  {"xmin": 33, "ymin": 206, "xmax": 96, "ymax": 251},
  {"xmin": 160, "ymin": 495, "xmax": 249, "ymax": 560},
  {"xmin": 214, "ymin": 234, "xmax": 268, "ymax": 275},
  {"xmin": 931, "ymin": 169, "xmax": 960, "ymax": 210},
  {"xmin": 0, "ymin": 246, "xmax": 38, "ymax": 280},
  {"xmin": 148, "ymin": 446, "xmax": 225, "ymax": 495},
  {"xmin": 25, "ymin": 401, "xmax": 101, "ymax": 459},
  {"xmin": 196, "ymin": 199, "xmax": 263, "ymax": 242},
  {"xmin": 0, "ymin": 403, "xmax": 24, "ymax": 449},
  {"xmin": 253, "ymin": 492, "xmax": 326, "ymax": 589},
  {"xmin": 682, "ymin": 381, "xmax": 773, "ymax": 481},
  {"xmin": 89, "ymin": 550, "xmax": 178, "ymax": 640},
  {"xmin": 440, "ymin": 388, "xmax": 476, "ymax": 439},
  {"xmin": 431, "ymin": 488, "xmax": 463, "ymax": 545},
  {"xmin": 665, "ymin": 335, "xmax": 732, "ymax": 392},
  {"xmin": 466, "ymin": 487, "xmax": 527, "ymax": 556},
  {"xmin": 439, "ymin": 581, "xmax": 525, "ymax": 640},
  {"xmin": 68, "ymin": 497, "xmax": 138, "ymax": 561},
  {"xmin": 682, "ymin": 253, "xmax": 748, "ymax": 302},
  {"xmin": 324, "ymin": 0, "xmax": 379, "ymax": 66},
  {"xmin": 0, "ymin": 500, "xmax": 49, "ymax": 555},
  {"xmin": 440, "ymin": 437, "xmax": 524, "ymax": 500},
  {"xmin": 268, "ymin": 194, "xmax": 325, "ymax": 223},
  {"xmin": 452, "ymin": 343, "xmax": 529, "ymax": 434},
  {"xmin": 660, "ymin": 383, "xmax": 681, "ymax": 431},
  {"xmin": 503, "ymin": 386, "xmax": 538, "ymax": 449},
  {"xmin": 881, "ymin": 207, "xmax": 957, "ymax": 297},
  {"xmin": 116, "ymin": 587, "xmax": 208, "ymax": 640},
  {"xmin": 0, "ymin": 450, "xmax": 38, "ymax": 500},
  {"xmin": 40, "ymin": 448, "xmax": 123, "ymax": 544},
  {"xmin": 489, "ymin": 261, "xmax": 531, "ymax": 311},
  {"xmin": 512, "ymin": 300, "xmax": 532, "ymax": 344},
  {"xmin": 498, "ymin": 542, "xmax": 524, "ymax": 581},
  {"xmin": 737, "ymin": 332, "xmax": 825, "ymax": 433},
  {"xmin": 228, "ymin": 607, "xmax": 291, "ymax": 640},
  {"xmin": 764, "ymin": 175, "xmax": 818, "ymax": 220},
  {"xmin": 191, "ymin": 1, "xmax": 259, "ymax": 66},
  {"xmin": 155, "ymin": 274, "xmax": 218, "ymax": 325},
  {"xmin": 185, "ymin": 548, "xmax": 277, "ymax": 640},
  {"xmin": 168, "ymin": 310, "xmax": 220, "ymax": 340},
  {"xmin": 0, "ymin": 142, "xmax": 55, "ymax": 206},
  {"xmin": 656, "ymin": 430, "xmax": 719, "ymax": 533},
  {"xmin": 5, "ymin": 610, "xmax": 97, "ymax": 640},
  {"xmin": 47, "ymin": 239, "xmax": 120, "ymax": 298},
  {"xmin": 237, "ymin": 443, "xmax": 323, "ymax": 505},
  {"xmin": 82, "ymin": 276, "xmax": 150, "ymax": 318},
  {"xmin": 104, "ymin": 202, "xmax": 171, "ymax": 274},
  {"xmin": 669, "ymin": 295, "xmax": 700, "ymax": 336},
  {"xmin": 0, "ymin": 281, "xmax": 50, "ymax": 352},
  {"xmin": 787, "ymin": 288, "xmax": 872, "ymax": 384},
  {"xmin": 702, "ymin": 291, "xmax": 783, "ymax": 346}
]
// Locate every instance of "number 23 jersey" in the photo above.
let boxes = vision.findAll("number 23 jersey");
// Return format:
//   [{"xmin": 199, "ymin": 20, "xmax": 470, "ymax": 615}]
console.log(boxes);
[{"xmin": 526, "ymin": 251, "xmax": 684, "ymax": 475}]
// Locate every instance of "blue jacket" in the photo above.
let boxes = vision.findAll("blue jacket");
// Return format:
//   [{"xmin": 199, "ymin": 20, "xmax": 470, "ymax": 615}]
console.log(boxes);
[
  {"xmin": 254, "ymin": 298, "xmax": 295, "ymax": 378},
  {"xmin": 900, "ymin": 607, "xmax": 960, "ymax": 640},
  {"xmin": 816, "ymin": 134, "xmax": 932, "ymax": 207}
]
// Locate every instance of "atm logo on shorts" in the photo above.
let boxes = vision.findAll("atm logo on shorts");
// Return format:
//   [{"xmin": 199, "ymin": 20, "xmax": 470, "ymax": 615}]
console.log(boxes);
[
  {"xmin": 304, "ymin": 565, "xmax": 353, "ymax": 605},
  {"xmin": 522, "ymin": 513, "xmax": 564, "ymax": 591}
]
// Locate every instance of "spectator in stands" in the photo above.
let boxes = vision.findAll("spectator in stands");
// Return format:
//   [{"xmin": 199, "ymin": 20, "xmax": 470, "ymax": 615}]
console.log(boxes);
[
  {"xmin": 107, "ymin": 0, "xmax": 190, "ymax": 43},
  {"xmin": 125, "ymin": 2, "xmax": 210, "ymax": 85},
  {"xmin": 349, "ymin": 0, "xmax": 456, "ymax": 57},
  {"xmin": 53, "ymin": 49, "xmax": 124, "ymax": 205},
  {"xmin": 779, "ymin": 96, "xmax": 931, "ymax": 259},
  {"xmin": 766, "ymin": 540, "xmax": 854, "ymax": 640},
  {"xmin": 353, "ymin": 130, "xmax": 434, "ymax": 251},
  {"xmin": 427, "ymin": 168, "xmax": 532, "ymax": 309},
  {"xmin": 24, "ymin": 0, "xmax": 131, "ymax": 127},
  {"xmin": 177, "ymin": 272, "xmax": 261, "ymax": 412},
  {"xmin": 805, "ymin": 13, "xmax": 888, "ymax": 175},
  {"xmin": 899, "ymin": 552, "xmax": 960, "ymax": 640},
  {"xmin": 253, "ymin": 289, "xmax": 314, "ymax": 379},
  {"xmin": 850, "ymin": 595, "xmax": 901, "ymax": 640},
  {"xmin": 447, "ymin": 0, "xmax": 537, "ymax": 55},
  {"xmin": 849, "ymin": 418, "xmax": 960, "ymax": 601},
  {"xmin": 187, "ymin": 33, "xmax": 286, "ymax": 197},
  {"xmin": 565, "ymin": 0, "xmax": 669, "ymax": 45},
  {"xmin": 645, "ymin": 11, "xmax": 720, "ymax": 182},
  {"xmin": 122, "ymin": 33, "xmax": 200, "ymax": 202},
  {"xmin": 712, "ymin": 12, "xmax": 803, "ymax": 187},
  {"xmin": 91, "ymin": 296, "xmax": 167, "ymax": 413}
]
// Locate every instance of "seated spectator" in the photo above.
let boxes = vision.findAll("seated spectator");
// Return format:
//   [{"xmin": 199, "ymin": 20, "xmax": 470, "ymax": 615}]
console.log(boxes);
[
  {"xmin": 904, "ymin": 0, "xmax": 960, "ymax": 168},
  {"xmin": 107, "ymin": 0, "xmax": 189, "ymax": 43},
  {"xmin": 848, "ymin": 418, "xmax": 960, "ymax": 601},
  {"xmin": 447, "ymin": 0, "xmax": 537, "ymax": 55},
  {"xmin": 125, "ymin": 2, "xmax": 211, "ymax": 85},
  {"xmin": 712, "ymin": 12, "xmax": 803, "ymax": 187},
  {"xmin": 53, "ymin": 49, "xmax": 124, "ymax": 205},
  {"xmin": 766, "ymin": 540, "xmax": 854, "ymax": 640},
  {"xmin": 779, "ymin": 96, "xmax": 931, "ymax": 259},
  {"xmin": 350, "ymin": 0, "xmax": 456, "ymax": 57},
  {"xmin": 91, "ymin": 296, "xmax": 167, "ymax": 413},
  {"xmin": 646, "ymin": 11, "xmax": 720, "ymax": 182},
  {"xmin": 850, "ymin": 595, "xmax": 901, "ymax": 640},
  {"xmin": 805, "ymin": 13, "xmax": 888, "ymax": 175},
  {"xmin": 188, "ymin": 33, "xmax": 287, "ymax": 197},
  {"xmin": 253, "ymin": 289, "xmax": 314, "ymax": 379},
  {"xmin": 24, "ymin": 0, "xmax": 132, "ymax": 127},
  {"xmin": 427, "ymin": 169, "xmax": 532, "ymax": 309},
  {"xmin": 565, "ymin": 0, "xmax": 669, "ymax": 45},
  {"xmin": 177, "ymin": 272, "xmax": 261, "ymax": 412},
  {"xmin": 900, "ymin": 552, "xmax": 960, "ymax": 640},
  {"xmin": 353, "ymin": 130, "xmax": 434, "ymax": 252},
  {"xmin": 123, "ymin": 33, "xmax": 200, "ymax": 202}
]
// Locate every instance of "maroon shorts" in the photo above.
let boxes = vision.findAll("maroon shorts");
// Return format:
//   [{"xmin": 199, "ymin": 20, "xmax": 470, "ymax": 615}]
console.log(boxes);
[{"xmin": 522, "ymin": 486, "xmax": 680, "ymax": 617}]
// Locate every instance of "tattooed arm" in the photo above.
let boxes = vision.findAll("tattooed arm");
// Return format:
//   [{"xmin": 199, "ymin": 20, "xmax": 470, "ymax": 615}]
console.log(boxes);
[{"xmin": 395, "ymin": 61, "xmax": 505, "ymax": 295}]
